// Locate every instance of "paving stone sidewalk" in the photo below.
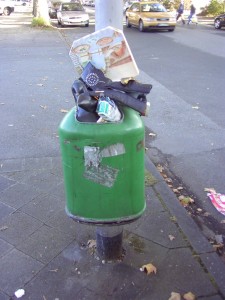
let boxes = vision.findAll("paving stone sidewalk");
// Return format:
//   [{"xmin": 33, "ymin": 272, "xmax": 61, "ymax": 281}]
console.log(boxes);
[{"xmin": 0, "ymin": 156, "xmax": 225, "ymax": 300}]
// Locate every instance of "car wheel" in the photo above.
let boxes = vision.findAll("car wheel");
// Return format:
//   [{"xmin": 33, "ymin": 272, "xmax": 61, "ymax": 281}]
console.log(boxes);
[
  {"xmin": 168, "ymin": 28, "xmax": 175, "ymax": 32},
  {"xmin": 214, "ymin": 19, "xmax": 221, "ymax": 29},
  {"xmin": 85, "ymin": 22, "xmax": 89, "ymax": 27},
  {"xmin": 3, "ymin": 7, "xmax": 11, "ymax": 16},
  {"xmin": 139, "ymin": 20, "xmax": 145, "ymax": 32},
  {"xmin": 126, "ymin": 17, "xmax": 131, "ymax": 28}
]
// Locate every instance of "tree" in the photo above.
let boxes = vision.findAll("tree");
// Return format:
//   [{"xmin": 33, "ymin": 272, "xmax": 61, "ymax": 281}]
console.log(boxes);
[
  {"xmin": 33, "ymin": 0, "xmax": 50, "ymax": 26},
  {"xmin": 206, "ymin": 0, "xmax": 224, "ymax": 15}
]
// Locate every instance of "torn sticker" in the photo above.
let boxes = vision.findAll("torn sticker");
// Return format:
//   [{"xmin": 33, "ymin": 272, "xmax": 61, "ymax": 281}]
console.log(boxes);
[
  {"xmin": 100, "ymin": 143, "xmax": 125, "ymax": 158},
  {"xmin": 84, "ymin": 146, "xmax": 101, "ymax": 168},
  {"xmin": 83, "ymin": 164, "xmax": 119, "ymax": 188},
  {"xmin": 83, "ymin": 144, "xmax": 125, "ymax": 187}
]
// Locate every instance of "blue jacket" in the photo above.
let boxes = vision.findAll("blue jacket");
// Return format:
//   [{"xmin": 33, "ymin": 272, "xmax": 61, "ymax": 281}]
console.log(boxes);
[{"xmin": 177, "ymin": 4, "xmax": 184, "ymax": 14}]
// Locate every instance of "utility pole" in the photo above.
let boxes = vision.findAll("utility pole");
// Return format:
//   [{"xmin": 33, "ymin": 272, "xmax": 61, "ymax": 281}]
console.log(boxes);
[
  {"xmin": 94, "ymin": 0, "xmax": 125, "ymax": 261},
  {"xmin": 95, "ymin": 0, "xmax": 123, "ymax": 31}
]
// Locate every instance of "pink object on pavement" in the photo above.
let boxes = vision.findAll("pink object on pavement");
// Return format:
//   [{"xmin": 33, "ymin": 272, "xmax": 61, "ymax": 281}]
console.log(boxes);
[{"xmin": 207, "ymin": 191, "xmax": 225, "ymax": 216}]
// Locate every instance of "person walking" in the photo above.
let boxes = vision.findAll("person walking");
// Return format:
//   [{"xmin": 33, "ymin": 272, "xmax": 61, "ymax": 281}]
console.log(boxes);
[
  {"xmin": 176, "ymin": 1, "xmax": 185, "ymax": 24},
  {"xmin": 187, "ymin": 3, "xmax": 196, "ymax": 24}
]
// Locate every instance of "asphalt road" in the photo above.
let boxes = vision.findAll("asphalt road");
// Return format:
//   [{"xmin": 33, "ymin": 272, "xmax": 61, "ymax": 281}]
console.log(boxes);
[{"xmin": 1, "ymin": 12, "xmax": 225, "ymax": 246}]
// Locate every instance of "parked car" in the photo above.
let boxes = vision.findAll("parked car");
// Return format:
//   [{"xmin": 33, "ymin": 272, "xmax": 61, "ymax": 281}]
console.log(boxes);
[
  {"xmin": 125, "ymin": 1, "xmax": 176, "ymax": 32},
  {"xmin": 214, "ymin": 13, "xmax": 225, "ymax": 29},
  {"xmin": 48, "ymin": 7, "xmax": 57, "ymax": 19},
  {"xmin": 57, "ymin": 2, "xmax": 89, "ymax": 27},
  {"xmin": 0, "ymin": 0, "xmax": 14, "ymax": 15}
]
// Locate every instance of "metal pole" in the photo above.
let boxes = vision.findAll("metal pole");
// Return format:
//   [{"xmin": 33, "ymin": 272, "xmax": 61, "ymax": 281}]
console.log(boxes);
[
  {"xmin": 95, "ymin": 0, "xmax": 123, "ymax": 31},
  {"xmin": 94, "ymin": 0, "xmax": 124, "ymax": 261},
  {"xmin": 96, "ymin": 225, "xmax": 123, "ymax": 261}
]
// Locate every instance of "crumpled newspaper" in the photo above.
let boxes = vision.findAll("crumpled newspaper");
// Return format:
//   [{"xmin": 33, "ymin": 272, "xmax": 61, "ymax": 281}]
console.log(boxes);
[{"xmin": 205, "ymin": 188, "xmax": 225, "ymax": 215}]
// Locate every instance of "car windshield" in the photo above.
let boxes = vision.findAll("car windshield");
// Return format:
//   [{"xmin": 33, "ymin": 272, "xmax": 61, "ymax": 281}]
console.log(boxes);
[
  {"xmin": 61, "ymin": 3, "xmax": 84, "ymax": 11},
  {"xmin": 141, "ymin": 3, "xmax": 166, "ymax": 12}
]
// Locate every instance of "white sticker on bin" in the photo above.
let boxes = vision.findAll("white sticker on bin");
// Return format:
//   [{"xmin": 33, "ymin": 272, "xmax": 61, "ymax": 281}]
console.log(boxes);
[{"xmin": 83, "ymin": 143, "xmax": 125, "ymax": 187}]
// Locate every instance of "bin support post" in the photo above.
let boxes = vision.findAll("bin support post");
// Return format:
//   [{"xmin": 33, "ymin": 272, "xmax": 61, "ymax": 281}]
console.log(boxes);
[{"xmin": 96, "ymin": 225, "xmax": 123, "ymax": 261}]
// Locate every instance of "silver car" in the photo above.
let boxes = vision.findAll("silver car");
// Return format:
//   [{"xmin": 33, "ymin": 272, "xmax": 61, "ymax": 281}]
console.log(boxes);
[{"xmin": 57, "ymin": 2, "xmax": 89, "ymax": 27}]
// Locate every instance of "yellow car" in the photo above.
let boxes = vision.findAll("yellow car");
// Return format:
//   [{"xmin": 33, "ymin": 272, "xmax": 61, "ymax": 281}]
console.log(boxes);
[{"xmin": 125, "ymin": 1, "xmax": 176, "ymax": 32}]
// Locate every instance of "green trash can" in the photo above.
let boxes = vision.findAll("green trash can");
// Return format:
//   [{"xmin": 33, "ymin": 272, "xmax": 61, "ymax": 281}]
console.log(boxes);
[{"xmin": 58, "ymin": 106, "xmax": 145, "ymax": 225}]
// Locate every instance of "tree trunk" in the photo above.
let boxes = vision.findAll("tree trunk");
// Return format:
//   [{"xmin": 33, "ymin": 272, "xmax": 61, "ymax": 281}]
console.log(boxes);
[{"xmin": 35, "ymin": 0, "xmax": 50, "ymax": 25}]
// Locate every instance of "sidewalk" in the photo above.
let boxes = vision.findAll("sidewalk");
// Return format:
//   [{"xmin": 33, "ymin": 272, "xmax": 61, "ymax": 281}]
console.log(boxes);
[{"xmin": 0, "ymin": 19, "xmax": 225, "ymax": 300}]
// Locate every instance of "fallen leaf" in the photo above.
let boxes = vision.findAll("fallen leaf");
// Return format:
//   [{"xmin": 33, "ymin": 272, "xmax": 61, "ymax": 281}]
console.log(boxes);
[
  {"xmin": 177, "ymin": 186, "xmax": 184, "ymax": 190},
  {"xmin": 8, "ymin": 124, "xmax": 14, "ymax": 127},
  {"xmin": 37, "ymin": 83, "xmax": 44, "ymax": 86},
  {"xmin": 87, "ymin": 239, "xmax": 96, "ymax": 249},
  {"xmin": 0, "ymin": 226, "xmax": 8, "ymax": 231},
  {"xmin": 157, "ymin": 165, "xmax": 163, "ymax": 172},
  {"xmin": 49, "ymin": 269, "xmax": 58, "ymax": 272},
  {"xmin": 173, "ymin": 189, "xmax": 180, "ymax": 194},
  {"xmin": 179, "ymin": 197, "xmax": 194, "ymax": 207},
  {"xmin": 204, "ymin": 188, "xmax": 216, "ymax": 193},
  {"xmin": 192, "ymin": 106, "xmax": 199, "ymax": 109},
  {"xmin": 213, "ymin": 244, "xmax": 224, "ymax": 250},
  {"xmin": 40, "ymin": 105, "xmax": 47, "ymax": 110},
  {"xmin": 165, "ymin": 178, "xmax": 173, "ymax": 183},
  {"xmin": 60, "ymin": 109, "xmax": 69, "ymax": 113},
  {"xmin": 203, "ymin": 212, "xmax": 210, "ymax": 217},
  {"xmin": 168, "ymin": 235, "xmax": 175, "ymax": 241},
  {"xmin": 183, "ymin": 291, "xmax": 196, "ymax": 300},
  {"xmin": 140, "ymin": 263, "xmax": 157, "ymax": 275},
  {"xmin": 197, "ymin": 208, "xmax": 203, "ymax": 212},
  {"xmin": 168, "ymin": 292, "xmax": 181, "ymax": 300}
]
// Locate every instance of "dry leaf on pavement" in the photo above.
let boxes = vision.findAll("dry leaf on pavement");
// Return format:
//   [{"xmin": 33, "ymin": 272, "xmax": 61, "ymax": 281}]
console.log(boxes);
[
  {"xmin": 40, "ymin": 105, "xmax": 47, "ymax": 110},
  {"xmin": 149, "ymin": 132, "xmax": 156, "ymax": 137},
  {"xmin": 157, "ymin": 164, "xmax": 163, "ymax": 172},
  {"xmin": 183, "ymin": 291, "xmax": 196, "ymax": 300},
  {"xmin": 60, "ymin": 109, "xmax": 69, "ymax": 113},
  {"xmin": 0, "ymin": 226, "xmax": 8, "ymax": 231},
  {"xmin": 204, "ymin": 187, "xmax": 216, "ymax": 193},
  {"xmin": 87, "ymin": 239, "xmax": 96, "ymax": 249},
  {"xmin": 179, "ymin": 197, "xmax": 194, "ymax": 207},
  {"xmin": 140, "ymin": 263, "xmax": 157, "ymax": 275},
  {"xmin": 168, "ymin": 292, "xmax": 181, "ymax": 300},
  {"xmin": 168, "ymin": 235, "xmax": 175, "ymax": 241}
]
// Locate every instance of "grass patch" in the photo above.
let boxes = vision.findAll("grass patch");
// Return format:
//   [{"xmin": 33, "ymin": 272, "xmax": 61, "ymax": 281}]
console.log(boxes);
[
  {"xmin": 145, "ymin": 169, "xmax": 158, "ymax": 186},
  {"xmin": 31, "ymin": 17, "xmax": 50, "ymax": 28}
]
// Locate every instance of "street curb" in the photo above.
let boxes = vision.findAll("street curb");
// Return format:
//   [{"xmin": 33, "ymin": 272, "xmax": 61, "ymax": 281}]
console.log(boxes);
[{"xmin": 145, "ymin": 155, "xmax": 225, "ymax": 298}]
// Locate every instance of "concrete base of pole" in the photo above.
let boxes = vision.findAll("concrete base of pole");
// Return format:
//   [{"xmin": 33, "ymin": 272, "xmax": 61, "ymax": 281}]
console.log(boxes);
[{"xmin": 96, "ymin": 226, "xmax": 123, "ymax": 261}]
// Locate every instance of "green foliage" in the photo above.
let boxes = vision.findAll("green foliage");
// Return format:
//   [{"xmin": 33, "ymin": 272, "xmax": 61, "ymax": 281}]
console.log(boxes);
[
  {"xmin": 31, "ymin": 17, "xmax": 50, "ymax": 28},
  {"xmin": 206, "ymin": 0, "xmax": 224, "ymax": 15}
]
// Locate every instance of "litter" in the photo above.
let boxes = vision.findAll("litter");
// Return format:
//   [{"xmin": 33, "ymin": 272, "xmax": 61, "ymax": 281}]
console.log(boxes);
[
  {"xmin": 69, "ymin": 26, "xmax": 152, "ymax": 123},
  {"xmin": 14, "ymin": 289, "xmax": 25, "ymax": 298},
  {"xmin": 205, "ymin": 188, "xmax": 225, "ymax": 216}
]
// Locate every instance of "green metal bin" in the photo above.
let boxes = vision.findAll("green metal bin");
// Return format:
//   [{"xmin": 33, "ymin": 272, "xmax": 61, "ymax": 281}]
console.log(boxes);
[{"xmin": 59, "ymin": 106, "xmax": 145, "ymax": 225}]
